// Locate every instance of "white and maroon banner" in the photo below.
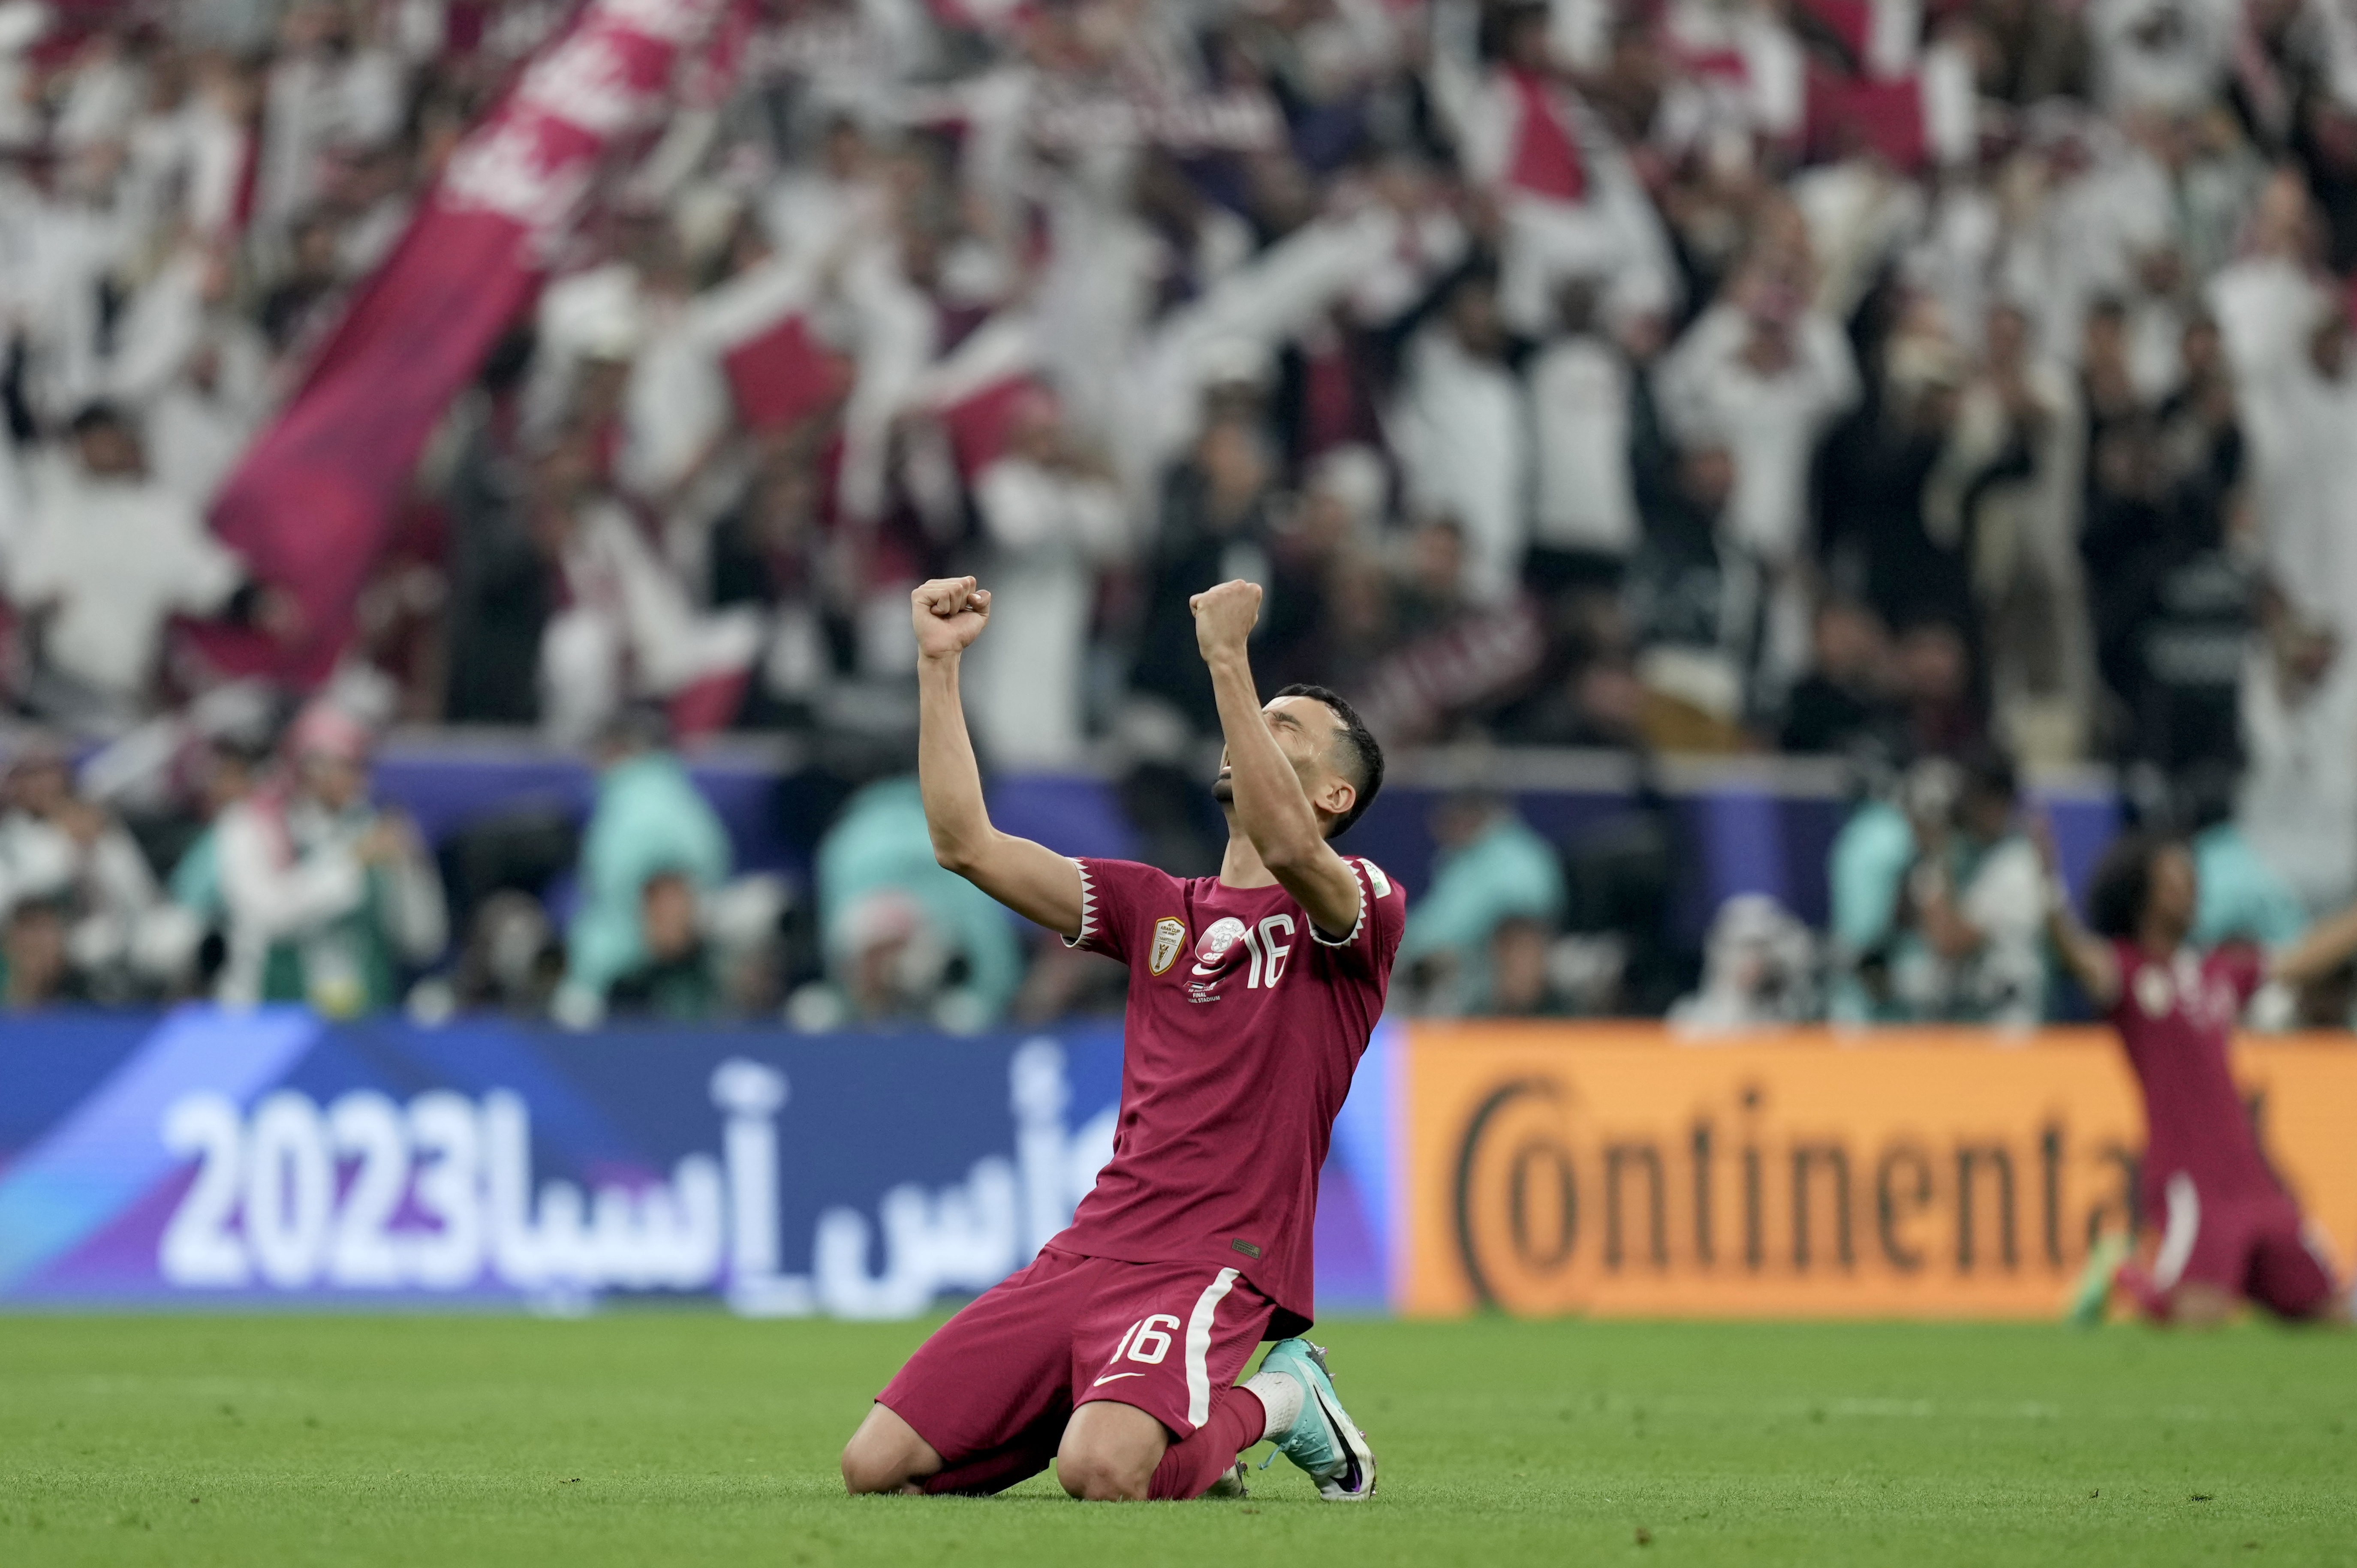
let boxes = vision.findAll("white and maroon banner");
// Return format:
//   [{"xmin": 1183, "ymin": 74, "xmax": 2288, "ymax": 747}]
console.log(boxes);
[{"xmin": 205, "ymin": 0, "xmax": 739, "ymax": 685}]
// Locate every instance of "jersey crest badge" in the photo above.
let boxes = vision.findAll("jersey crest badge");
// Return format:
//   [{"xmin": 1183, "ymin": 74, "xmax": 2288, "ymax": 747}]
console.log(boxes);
[
  {"xmin": 1192, "ymin": 916, "xmax": 1249, "ymax": 974},
  {"xmin": 1149, "ymin": 917, "xmax": 1187, "ymax": 975},
  {"xmin": 2134, "ymin": 965, "xmax": 2174, "ymax": 1019}
]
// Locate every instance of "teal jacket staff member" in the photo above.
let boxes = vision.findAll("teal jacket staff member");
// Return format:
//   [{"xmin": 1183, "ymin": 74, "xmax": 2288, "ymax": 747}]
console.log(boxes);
[{"xmin": 556, "ymin": 709, "xmax": 730, "ymax": 1026}]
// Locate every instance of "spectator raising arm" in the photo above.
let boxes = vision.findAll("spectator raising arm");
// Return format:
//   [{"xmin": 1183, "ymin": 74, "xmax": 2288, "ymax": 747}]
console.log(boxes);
[{"xmin": 910, "ymin": 577, "xmax": 1086, "ymax": 938}]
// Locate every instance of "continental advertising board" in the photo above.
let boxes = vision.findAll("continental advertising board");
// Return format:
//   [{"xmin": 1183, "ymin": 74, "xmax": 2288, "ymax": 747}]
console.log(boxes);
[{"xmin": 1400, "ymin": 1025, "xmax": 2357, "ymax": 1318}]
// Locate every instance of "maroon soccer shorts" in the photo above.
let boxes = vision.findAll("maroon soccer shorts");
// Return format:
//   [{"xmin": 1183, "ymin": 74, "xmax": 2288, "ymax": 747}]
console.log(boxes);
[
  {"xmin": 876, "ymin": 1245, "xmax": 1276, "ymax": 1493},
  {"xmin": 2152, "ymin": 1174, "xmax": 2340, "ymax": 1319}
]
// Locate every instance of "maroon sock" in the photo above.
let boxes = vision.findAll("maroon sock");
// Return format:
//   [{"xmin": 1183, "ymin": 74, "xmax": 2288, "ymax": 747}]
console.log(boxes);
[{"xmin": 1147, "ymin": 1386, "xmax": 1267, "ymax": 1500}]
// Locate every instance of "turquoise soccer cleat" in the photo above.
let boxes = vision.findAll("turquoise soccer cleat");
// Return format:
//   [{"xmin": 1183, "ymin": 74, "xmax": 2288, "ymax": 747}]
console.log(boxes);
[
  {"xmin": 2065, "ymin": 1232, "xmax": 2131, "ymax": 1328},
  {"xmin": 1258, "ymin": 1338, "xmax": 1377, "ymax": 1501}
]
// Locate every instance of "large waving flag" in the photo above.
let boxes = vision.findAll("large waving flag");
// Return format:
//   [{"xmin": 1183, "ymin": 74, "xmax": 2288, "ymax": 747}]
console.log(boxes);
[{"xmin": 204, "ymin": 0, "xmax": 741, "ymax": 685}]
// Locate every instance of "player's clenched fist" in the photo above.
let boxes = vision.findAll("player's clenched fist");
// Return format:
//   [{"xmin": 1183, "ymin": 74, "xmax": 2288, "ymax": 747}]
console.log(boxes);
[
  {"xmin": 912, "ymin": 577, "xmax": 992, "ymax": 660},
  {"xmin": 1189, "ymin": 578, "xmax": 1262, "ymax": 661}
]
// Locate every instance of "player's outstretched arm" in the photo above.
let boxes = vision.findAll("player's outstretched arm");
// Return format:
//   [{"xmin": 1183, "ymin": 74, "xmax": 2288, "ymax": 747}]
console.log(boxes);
[
  {"xmin": 1191, "ymin": 578, "xmax": 1364, "ymax": 937},
  {"xmin": 2034, "ymin": 817, "xmax": 2120, "ymax": 1011},
  {"xmin": 2266, "ymin": 901, "xmax": 2357, "ymax": 987},
  {"xmin": 912, "ymin": 577, "xmax": 1086, "ymax": 938}
]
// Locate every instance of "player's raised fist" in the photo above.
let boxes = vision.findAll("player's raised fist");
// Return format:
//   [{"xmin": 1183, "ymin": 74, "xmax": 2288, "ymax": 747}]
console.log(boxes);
[
  {"xmin": 1189, "ymin": 578, "xmax": 1262, "ymax": 660},
  {"xmin": 912, "ymin": 577, "xmax": 992, "ymax": 660}
]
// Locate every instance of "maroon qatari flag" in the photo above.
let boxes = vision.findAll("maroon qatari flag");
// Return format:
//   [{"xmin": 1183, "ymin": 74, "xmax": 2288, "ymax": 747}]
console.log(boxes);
[{"xmin": 202, "ymin": 0, "xmax": 738, "ymax": 685}]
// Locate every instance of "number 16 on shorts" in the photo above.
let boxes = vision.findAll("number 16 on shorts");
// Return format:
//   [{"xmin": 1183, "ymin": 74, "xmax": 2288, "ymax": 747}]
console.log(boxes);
[{"xmin": 1095, "ymin": 1313, "xmax": 1179, "ymax": 1383}]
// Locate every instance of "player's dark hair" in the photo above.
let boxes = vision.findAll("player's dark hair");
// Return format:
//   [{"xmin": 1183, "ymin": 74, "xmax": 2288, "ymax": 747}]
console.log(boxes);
[
  {"xmin": 1273, "ymin": 683, "xmax": 1384, "ymax": 839},
  {"xmin": 2085, "ymin": 830, "xmax": 2182, "ymax": 940}
]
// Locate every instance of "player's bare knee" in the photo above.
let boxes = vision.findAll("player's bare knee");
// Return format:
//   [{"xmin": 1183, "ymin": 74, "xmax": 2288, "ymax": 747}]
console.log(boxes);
[
  {"xmin": 842, "ymin": 1446, "xmax": 928, "ymax": 1495},
  {"xmin": 1056, "ymin": 1447, "xmax": 1151, "ymax": 1502},
  {"xmin": 840, "ymin": 1435, "xmax": 902, "ymax": 1495},
  {"xmin": 2169, "ymin": 1283, "xmax": 2240, "ymax": 1329},
  {"xmin": 1057, "ymin": 1403, "xmax": 1164, "ymax": 1502},
  {"xmin": 842, "ymin": 1408, "xmax": 933, "ymax": 1495},
  {"xmin": 1056, "ymin": 1426, "xmax": 1153, "ymax": 1501}
]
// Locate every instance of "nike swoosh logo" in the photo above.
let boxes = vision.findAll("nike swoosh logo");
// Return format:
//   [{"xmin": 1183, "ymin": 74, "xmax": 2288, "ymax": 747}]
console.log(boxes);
[{"xmin": 1092, "ymin": 1371, "xmax": 1145, "ymax": 1385}]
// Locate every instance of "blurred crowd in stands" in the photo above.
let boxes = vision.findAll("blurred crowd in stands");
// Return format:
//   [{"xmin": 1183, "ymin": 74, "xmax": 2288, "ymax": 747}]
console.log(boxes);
[{"xmin": 6, "ymin": 0, "xmax": 2357, "ymax": 1028}]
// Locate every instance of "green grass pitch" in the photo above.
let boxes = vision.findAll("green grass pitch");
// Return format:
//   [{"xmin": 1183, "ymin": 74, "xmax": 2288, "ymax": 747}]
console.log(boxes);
[{"xmin": 2, "ymin": 1313, "xmax": 2351, "ymax": 1566}]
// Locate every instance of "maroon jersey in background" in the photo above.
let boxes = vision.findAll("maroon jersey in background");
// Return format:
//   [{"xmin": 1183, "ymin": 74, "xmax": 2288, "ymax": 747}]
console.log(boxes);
[
  {"xmin": 2105, "ymin": 940, "xmax": 2276, "ymax": 1208},
  {"xmin": 1054, "ymin": 855, "xmax": 1405, "ymax": 1334}
]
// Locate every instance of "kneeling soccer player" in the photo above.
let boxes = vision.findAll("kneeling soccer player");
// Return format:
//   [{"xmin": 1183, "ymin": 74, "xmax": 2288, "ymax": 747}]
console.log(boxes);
[
  {"xmin": 840, "ymin": 576, "xmax": 1401, "ymax": 1502},
  {"xmin": 2045, "ymin": 829, "xmax": 2357, "ymax": 1325}
]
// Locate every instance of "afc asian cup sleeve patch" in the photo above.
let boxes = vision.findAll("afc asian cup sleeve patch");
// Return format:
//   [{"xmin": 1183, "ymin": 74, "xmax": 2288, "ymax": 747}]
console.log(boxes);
[{"xmin": 1149, "ymin": 916, "xmax": 1188, "ymax": 975}]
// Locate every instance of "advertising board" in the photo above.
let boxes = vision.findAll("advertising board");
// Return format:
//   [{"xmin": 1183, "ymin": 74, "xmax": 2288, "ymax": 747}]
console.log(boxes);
[
  {"xmin": 10, "ymin": 1012, "xmax": 2345, "ymax": 1321},
  {"xmin": 1399, "ymin": 1025, "xmax": 2357, "ymax": 1318},
  {"xmin": 0, "ymin": 1009, "xmax": 1391, "ymax": 1318}
]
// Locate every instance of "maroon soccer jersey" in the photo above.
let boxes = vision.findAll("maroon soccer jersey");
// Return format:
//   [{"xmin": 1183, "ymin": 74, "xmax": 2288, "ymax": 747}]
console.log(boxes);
[
  {"xmin": 2105, "ymin": 940, "xmax": 2280, "ymax": 1208},
  {"xmin": 1052, "ymin": 854, "xmax": 1405, "ymax": 1330}
]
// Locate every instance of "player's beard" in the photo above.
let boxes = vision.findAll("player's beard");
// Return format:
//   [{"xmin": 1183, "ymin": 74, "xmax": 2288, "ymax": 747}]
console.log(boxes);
[{"xmin": 1211, "ymin": 771, "xmax": 1234, "ymax": 806}]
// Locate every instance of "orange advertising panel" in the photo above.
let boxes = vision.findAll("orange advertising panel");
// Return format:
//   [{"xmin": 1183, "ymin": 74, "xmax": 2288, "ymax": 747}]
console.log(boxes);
[{"xmin": 1400, "ymin": 1024, "xmax": 2357, "ymax": 1319}]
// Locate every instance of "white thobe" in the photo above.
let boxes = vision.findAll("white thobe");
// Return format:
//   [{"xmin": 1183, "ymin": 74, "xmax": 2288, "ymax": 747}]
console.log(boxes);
[
  {"xmin": 961, "ymin": 459, "xmax": 1127, "ymax": 768},
  {"xmin": 6, "ymin": 463, "xmax": 244, "ymax": 703},
  {"xmin": 1526, "ymin": 335, "xmax": 1638, "ymax": 559},
  {"xmin": 1391, "ymin": 327, "xmax": 1532, "ymax": 604},
  {"xmin": 1655, "ymin": 305, "xmax": 1860, "ymax": 570}
]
